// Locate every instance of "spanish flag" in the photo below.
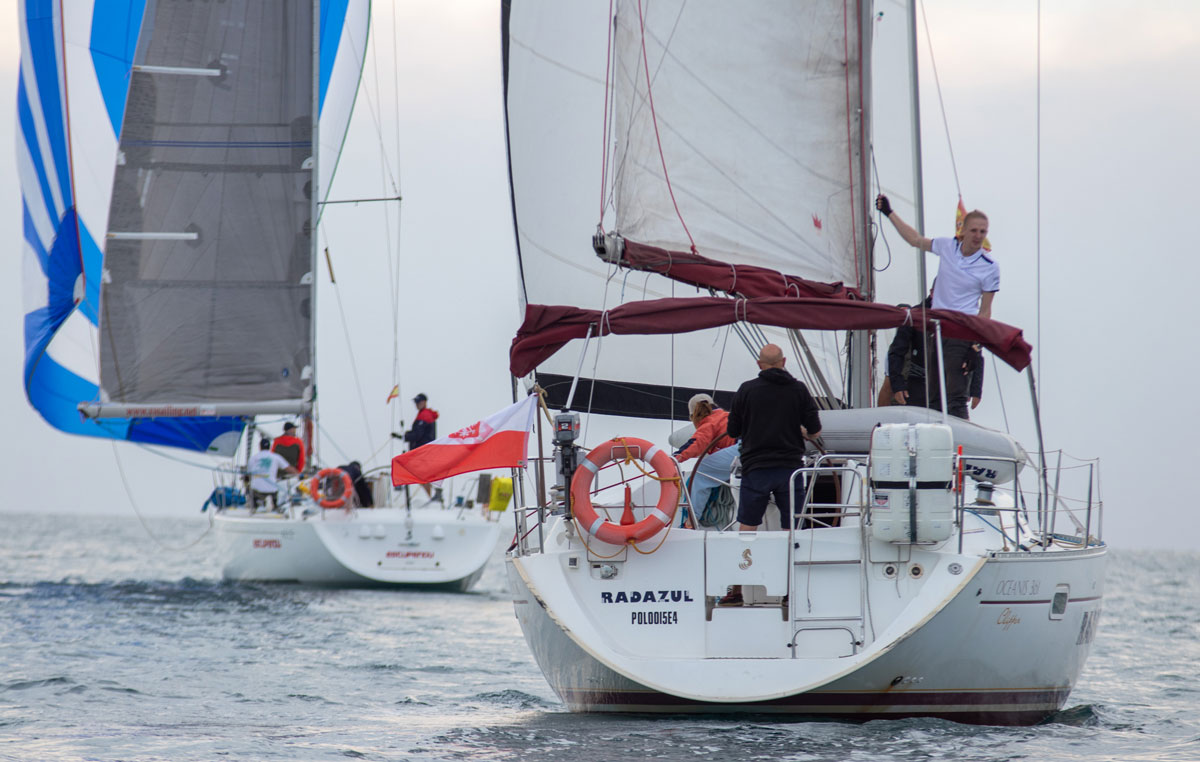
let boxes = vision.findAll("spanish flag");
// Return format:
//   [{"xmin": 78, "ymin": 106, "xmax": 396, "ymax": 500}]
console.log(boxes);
[
  {"xmin": 386, "ymin": 385, "xmax": 400, "ymax": 404},
  {"xmin": 955, "ymin": 197, "xmax": 992, "ymax": 251}
]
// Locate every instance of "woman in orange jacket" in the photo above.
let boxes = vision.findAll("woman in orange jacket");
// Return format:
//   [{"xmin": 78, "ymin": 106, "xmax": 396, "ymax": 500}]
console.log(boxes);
[{"xmin": 674, "ymin": 393, "xmax": 740, "ymax": 526}]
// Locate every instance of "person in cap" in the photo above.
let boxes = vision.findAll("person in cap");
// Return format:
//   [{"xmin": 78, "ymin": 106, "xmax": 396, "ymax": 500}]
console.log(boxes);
[
  {"xmin": 673, "ymin": 393, "xmax": 738, "ymax": 526},
  {"xmin": 271, "ymin": 421, "xmax": 306, "ymax": 472},
  {"xmin": 403, "ymin": 394, "xmax": 440, "ymax": 498}
]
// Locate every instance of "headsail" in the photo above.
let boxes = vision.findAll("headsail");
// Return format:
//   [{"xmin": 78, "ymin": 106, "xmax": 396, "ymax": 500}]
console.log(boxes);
[
  {"xmin": 18, "ymin": 0, "xmax": 369, "ymax": 454},
  {"xmin": 502, "ymin": 2, "xmax": 875, "ymax": 416}
]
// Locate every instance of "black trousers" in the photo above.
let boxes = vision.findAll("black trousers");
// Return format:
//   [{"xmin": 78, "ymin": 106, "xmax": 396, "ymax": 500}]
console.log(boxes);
[{"xmin": 904, "ymin": 338, "xmax": 972, "ymax": 420}]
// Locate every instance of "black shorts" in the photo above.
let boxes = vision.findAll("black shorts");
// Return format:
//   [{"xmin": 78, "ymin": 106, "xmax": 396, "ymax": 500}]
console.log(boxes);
[{"xmin": 736, "ymin": 465, "xmax": 804, "ymax": 527}]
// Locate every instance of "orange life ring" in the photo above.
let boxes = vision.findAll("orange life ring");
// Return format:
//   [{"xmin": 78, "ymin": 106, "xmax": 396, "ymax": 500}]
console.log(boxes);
[
  {"xmin": 310, "ymin": 468, "xmax": 354, "ymax": 509},
  {"xmin": 569, "ymin": 437, "xmax": 680, "ymax": 544}
]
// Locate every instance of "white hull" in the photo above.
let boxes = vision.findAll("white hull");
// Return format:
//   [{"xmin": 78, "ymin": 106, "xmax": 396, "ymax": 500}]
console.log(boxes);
[
  {"xmin": 506, "ymin": 512, "xmax": 1105, "ymax": 724},
  {"xmin": 215, "ymin": 503, "xmax": 503, "ymax": 589}
]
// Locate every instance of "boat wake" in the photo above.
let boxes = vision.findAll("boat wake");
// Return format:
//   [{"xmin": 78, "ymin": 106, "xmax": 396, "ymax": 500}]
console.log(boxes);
[{"xmin": 1043, "ymin": 703, "xmax": 1102, "ymax": 727}]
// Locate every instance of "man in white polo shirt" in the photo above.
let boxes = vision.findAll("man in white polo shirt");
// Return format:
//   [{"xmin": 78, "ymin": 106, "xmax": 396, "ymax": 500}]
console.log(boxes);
[{"xmin": 875, "ymin": 194, "xmax": 999, "ymax": 418}]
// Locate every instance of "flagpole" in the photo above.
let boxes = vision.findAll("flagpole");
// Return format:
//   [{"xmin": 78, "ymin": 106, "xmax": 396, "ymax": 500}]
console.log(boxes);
[
  {"xmin": 534, "ymin": 391, "xmax": 546, "ymax": 553},
  {"xmin": 509, "ymin": 376, "xmax": 529, "ymax": 549}
]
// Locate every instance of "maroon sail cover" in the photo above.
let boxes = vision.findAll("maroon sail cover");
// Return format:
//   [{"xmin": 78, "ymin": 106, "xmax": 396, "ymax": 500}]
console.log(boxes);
[
  {"xmin": 618, "ymin": 240, "xmax": 865, "ymax": 301},
  {"xmin": 511, "ymin": 297, "xmax": 1032, "ymax": 377}
]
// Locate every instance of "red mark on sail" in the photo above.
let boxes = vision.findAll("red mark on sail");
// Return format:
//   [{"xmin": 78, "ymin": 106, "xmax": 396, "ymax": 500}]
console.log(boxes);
[{"xmin": 812, "ymin": 214, "xmax": 823, "ymax": 231}]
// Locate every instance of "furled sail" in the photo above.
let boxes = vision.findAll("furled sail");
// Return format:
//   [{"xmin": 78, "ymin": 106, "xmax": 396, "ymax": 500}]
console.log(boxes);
[
  {"xmin": 502, "ymin": 2, "xmax": 874, "ymax": 417},
  {"xmin": 510, "ymin": 298, "xmax": 1033, "ymax": 379},
  {"xmin": 18, "ymin": 0, "xmax": 369, "ymax": 454}
]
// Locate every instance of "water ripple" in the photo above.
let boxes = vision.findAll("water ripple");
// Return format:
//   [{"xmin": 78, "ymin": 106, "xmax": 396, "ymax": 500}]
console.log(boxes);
[{"xmin": 0, "ymin": 515, "xmax": 1196, "ymax": 762}]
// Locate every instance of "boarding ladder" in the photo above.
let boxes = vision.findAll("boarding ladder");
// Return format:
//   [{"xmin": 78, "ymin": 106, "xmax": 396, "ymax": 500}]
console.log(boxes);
[{"xmin": 786, "ymin": 460, "xmax": 868, "ymax": 658}]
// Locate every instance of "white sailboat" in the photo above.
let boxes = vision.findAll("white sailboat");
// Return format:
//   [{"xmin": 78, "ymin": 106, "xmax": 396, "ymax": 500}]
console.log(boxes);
[
  {"xmin": 499, "ymin": 1, "xmax": 1106, "ymax": 723},
  {"xmin": 18, "ymin": 0, "xmax": 505, "ymax": 589}
]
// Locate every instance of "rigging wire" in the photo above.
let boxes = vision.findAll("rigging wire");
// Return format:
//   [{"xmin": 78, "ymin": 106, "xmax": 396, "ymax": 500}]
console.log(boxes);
[
  {"xmin": 634, "ymin": 0, "xmax": 697, "ymax": 253},
  {"xmin": 361, "ymin": 431, "xmax": 403, "ymax": 472},
  {"xmin": 351, "ymin": 3, "xmax": 403, "ymax": 463},
  {"xmin": 133, "ymin": 442, "xmax": 241, "ymax": 474},
  {"xmin": 324, "ymin": 3, "xmax": 404, "ymax": 469},
  {"xmin": 389, "ymin": 0, "xmax": 406, "ymax": 463},
  {"xmin": 711, "ymin": 324, "xmax": 733, "ymax": 397},
  {"xmin": 991, "ymin": 352, "xmax": 1012, "ymax": 433},
  {"xmin": 84, "ymin": 275, "xmax": 218, "ymax": 548},
  {"xmin": 869, "ymin": 150, "xmax": 894, "ymax": 273},
  {"xmin": 598, "ymin": 0, "xmax": 615, "ymax": 229},
  {"xmin": 670, "ymin": 279, "xmax": 676, "ymax": 430},
  {"xmin": 729, "ymin": 322, "xmax": 758, "ymax": 356},
  {"xmin": 917, "ymin": 0, "xmax": 961, "ymax": 198},
  {"xmin": 579, "ymin": 265, "xmax": 623, "ymax": 444},
  {"xmin": 786, "ymin": 331, "xmax": 821, "ymax": 393},
  {"xmin": 110, "ymin": 440, "xmax": 215, "ymax": 552},
  {"xmin": 1036, "ymin": 0, "xmax": 1043, "ymax": 386},
  {"xmin": 915, "ymin": 1, "xmax": 1046, "ymax": 432},
  {"xmin": 595, "ymin": 4, "xmax": 834, "ymax": 420},
  {"xmin": 320, "ymin": 238, "xmax": 376, "ymax": 448},
  {"xmin": 596, "ymin": 3, "xmax": 783, "ymax": 421},
  {"xmin": 916, "ymin": 2, "xmax": 977, "ymax": 431},
  {"xmin": 316, "ymin": 423, "xmax": 354, "ymax": 465},
  {"xmin": 77, "ymin": 7, "xmax": 402, "ymax": 550}
]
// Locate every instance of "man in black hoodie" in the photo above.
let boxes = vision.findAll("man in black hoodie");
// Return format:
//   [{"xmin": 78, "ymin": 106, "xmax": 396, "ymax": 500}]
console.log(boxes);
[
  {"xmin": 727, "ymin": 343, "xmax": 823, "ymax": 532},
  {"xmin": 721, "ymin": 344, "xmax": 822, "ymax": 606}
]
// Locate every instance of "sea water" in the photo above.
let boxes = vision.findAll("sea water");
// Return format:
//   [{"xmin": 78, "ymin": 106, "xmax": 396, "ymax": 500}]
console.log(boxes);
[{"xmin": 0, "ymin": 511, "xmax": 1197, "ymax": 762}]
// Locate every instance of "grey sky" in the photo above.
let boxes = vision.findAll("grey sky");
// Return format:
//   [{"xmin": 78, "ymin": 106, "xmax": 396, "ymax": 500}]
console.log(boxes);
[{"xmin": 1, "ymin": 1, "xmax": 1196, "ymax": 551}]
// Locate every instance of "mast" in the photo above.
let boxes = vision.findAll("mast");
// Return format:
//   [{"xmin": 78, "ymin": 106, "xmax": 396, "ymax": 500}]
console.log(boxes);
[
  {"xmin": 847, "ymin": 0, "xmax": 877, "ymax": 409},
  {"xmin": 306, "ymin": 0, "xmax": 321, "ymax": 469},
  {"xmin": 907, "ymin": 0, "xmax": 928, "ymax": 300}
]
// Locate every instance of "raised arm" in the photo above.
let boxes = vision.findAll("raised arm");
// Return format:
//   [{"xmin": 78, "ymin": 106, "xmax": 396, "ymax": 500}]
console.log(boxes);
[{"xmin": 876, "ymin": 195, "xmax": 933, "ymax": 252}]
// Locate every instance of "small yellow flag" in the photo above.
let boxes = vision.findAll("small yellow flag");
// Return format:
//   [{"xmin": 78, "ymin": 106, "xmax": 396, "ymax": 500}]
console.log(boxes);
[{"xmin": 386, "ymin": 385, "xmax": 399, "ymax": 404}]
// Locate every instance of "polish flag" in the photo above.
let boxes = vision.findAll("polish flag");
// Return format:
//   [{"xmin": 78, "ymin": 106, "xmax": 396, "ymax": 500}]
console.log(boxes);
[{"xmin": 391, "ymin": 395, "xmax": 537, "ymax": 486}]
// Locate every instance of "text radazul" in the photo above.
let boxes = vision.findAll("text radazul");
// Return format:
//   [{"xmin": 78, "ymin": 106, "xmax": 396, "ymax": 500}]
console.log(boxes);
[{"xmin": 600, "ymin": 590, "xmax": 694, "ymax": 604}]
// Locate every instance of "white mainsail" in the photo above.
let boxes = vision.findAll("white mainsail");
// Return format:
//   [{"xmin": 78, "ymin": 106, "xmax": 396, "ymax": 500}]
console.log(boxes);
[{"xmin": 503, "ymin": 1, "xmax": 874, "ymax": 414}]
